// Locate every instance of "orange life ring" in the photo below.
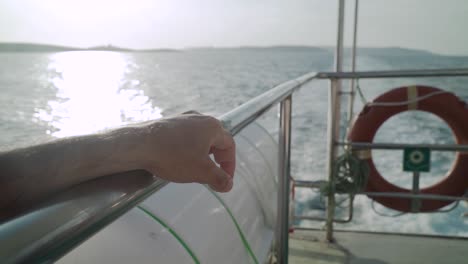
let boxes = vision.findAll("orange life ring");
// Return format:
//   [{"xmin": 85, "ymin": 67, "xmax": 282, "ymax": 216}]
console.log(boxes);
[{"xmin": 348, "ymin": 85, "xmax": 468, "ymax": 212}]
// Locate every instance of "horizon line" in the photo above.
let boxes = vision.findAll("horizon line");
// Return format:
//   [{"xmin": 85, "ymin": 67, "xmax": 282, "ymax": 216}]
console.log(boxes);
[{"xmin": 1, "ymin": 42, "xmax": 467, "ymax": 57}]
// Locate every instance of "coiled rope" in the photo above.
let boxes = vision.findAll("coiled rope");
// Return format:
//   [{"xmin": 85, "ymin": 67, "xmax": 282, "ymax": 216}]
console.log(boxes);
[{"xmin": 321, "ymin": 151, "xmax": 369, "ymax": 197}]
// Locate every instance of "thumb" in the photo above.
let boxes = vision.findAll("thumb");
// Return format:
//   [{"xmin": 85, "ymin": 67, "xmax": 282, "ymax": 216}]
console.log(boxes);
[{"xmin": 202, "ymin": 159, "xmax": 233, "ymax": 192}]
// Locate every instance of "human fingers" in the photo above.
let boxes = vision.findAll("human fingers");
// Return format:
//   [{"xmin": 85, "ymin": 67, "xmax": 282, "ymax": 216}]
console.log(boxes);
[
  {"xmin": 211, "ymin": 129, "xmax": 236, "ymax": 177},
  {"xmin": 211, "ymin": 148, "xmax": 236, "ymax": 177},
  {"xmin": 200, "ymin": 158, "xmax": 233, "ymax": 192}
]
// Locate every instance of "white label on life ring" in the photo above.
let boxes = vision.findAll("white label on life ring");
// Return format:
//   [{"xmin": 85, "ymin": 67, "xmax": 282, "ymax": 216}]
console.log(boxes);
[
  {"xmin": 355, "ymin": 149, "xmax": 371, "ymax": 160},
  {"xmin": 407, "ymin": 86, "xmax": 418, "ymax": 110}
]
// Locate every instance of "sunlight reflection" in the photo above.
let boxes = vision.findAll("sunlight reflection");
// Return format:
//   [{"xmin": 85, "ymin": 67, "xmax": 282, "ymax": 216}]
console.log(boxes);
[
  {"xmin": 35, "ymin": 51, "xmax": 162, "ymax": 138},
  {"xmin": 210, "ymin": 207, "xmax": 223, "ymax": 214}
]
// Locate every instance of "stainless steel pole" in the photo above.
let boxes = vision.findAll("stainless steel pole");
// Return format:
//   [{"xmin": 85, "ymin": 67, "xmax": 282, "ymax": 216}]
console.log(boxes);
[
  {"xmin": 325, "ymin": 79, "xmax": 341, "ymax": 242},
  {"xmin": 276, "ymin": 96, "xmax": 292, "ymax": 263},
  {"xmin": 411, "ymin": 172, "xmax": 421, "ymax": 212},
  {"xmin": 326, "ymin": 0, "xmax": 345, "ymax": 242},
  {"xmin": 347, "ymin": 0, "xmax": 359, "ymax": 124}
]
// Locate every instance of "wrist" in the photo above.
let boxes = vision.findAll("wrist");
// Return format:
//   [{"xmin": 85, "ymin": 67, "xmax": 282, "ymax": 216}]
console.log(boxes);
[{"xmin": 108, "ymin": 121, "xmax": 163, "ymax": 173}]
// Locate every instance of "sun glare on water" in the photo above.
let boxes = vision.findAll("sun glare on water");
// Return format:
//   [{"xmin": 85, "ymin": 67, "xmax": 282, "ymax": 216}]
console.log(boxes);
[{"xmin": 35, "ymin": 51, "xmax": 162, "ymax": 138}]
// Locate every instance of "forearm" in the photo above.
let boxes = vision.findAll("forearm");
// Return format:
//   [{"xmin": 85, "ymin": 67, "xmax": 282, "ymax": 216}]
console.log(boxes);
[
  {"xmin": 0, "ymin": 114, "xmax": 235, "ymax": 218},
  {"xmin": 0, "ymin": 126, "xmax": 147, "ymax": 213}
]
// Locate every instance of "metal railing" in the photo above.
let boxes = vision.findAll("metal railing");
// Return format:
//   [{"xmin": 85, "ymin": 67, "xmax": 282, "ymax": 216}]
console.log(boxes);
[
  {"xmin": 294, "ymin": 67, "xmax": 468, "ymax": 243},
  {"xmin": 307, "ymin": 0, "xmax": 468, "ymax": 247},
  {"xmin": 317, "ymin": 68, "xmax": 468, "ymax": 79},
  {"xmin": 0, "ymin": 71, "xmax": 317, "ymax": 263},
  {"xmin": 220, "ymin": 71, "xmax": 316, "ymax": 263},
  {"xmin": 294, "ymin": 68, "xmax": 468, "ymax": 231},
  {"xmin": 0, "ymin": 170, "xmax": 168, "ymax": 263},
  {"xmin": 3, "ymin": 65, "xmax": 468, "ymax": 263},
  {"xmin": 220, "ymin": 72, "xmax": 316, "ymax": 134}
]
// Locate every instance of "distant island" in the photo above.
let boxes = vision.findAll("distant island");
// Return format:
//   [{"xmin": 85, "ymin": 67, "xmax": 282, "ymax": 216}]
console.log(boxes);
[
  {"xmin": 0, "ymin": 43, "xmax": 179, "ymax": 53},
  {"xmin": 0, "ymin": 42, "xmax": 463, "ymax": 58},
  {"xmin": 188, "ymin": 45, "xmax": 328, "ymax": 52}
]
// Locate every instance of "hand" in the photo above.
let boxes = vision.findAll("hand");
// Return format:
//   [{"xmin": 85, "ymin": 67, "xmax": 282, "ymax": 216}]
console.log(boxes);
[{"xmin": 140, "ymin": 114, "xmax": 236, "ymax": 192}]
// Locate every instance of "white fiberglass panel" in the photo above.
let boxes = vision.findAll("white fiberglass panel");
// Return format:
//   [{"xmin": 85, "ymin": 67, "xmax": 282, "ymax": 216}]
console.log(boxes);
[
  {"xmin": 236, "ymin": 124, "xmax": 278, "ymax": 228},
  {"xmin": 58, "ymin": 208, "xmax": 194, "ymax": 264},
  {"xmin": 58, "ymin": 122, "xmax": 278, "ymax": 264},
  {"xmin": 240, "ymin": 122, "xmax": 279, "ymax": 184},
  {"xmin": 141, "ymin": 182, "xmax": 256, "ymax": 264}
]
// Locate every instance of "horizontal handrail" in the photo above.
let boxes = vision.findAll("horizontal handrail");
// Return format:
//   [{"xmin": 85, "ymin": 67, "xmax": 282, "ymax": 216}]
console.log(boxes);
[
  {"xmin": 294, "ymin": 215, "xmax": 351, "ymax": 224},
  {"xmin": 0, "ymin": 71, "xmax": 319, "ymax": 263},
  {"xmin": 0, "ymin": 171, "xmax": 168, "ymax": 263},
  {"xmin": 293, "ymin": 180, "xmax": 326, "ymax": 189},
  {"xmin": 317, "ymin": 68, "xmax": 468, "ymax": 79},
  {"xmin": 219, "ymin": 72, "xmax": 317, "ymax": 135},
  {"xmin": 338, "ymin": 141, "xmax": 468, "ymax": 152},
  {"xmin": 293, "ymin": 179, "xmax": 468, "ymax": 202},
  {"xmin": 360, "ymin": 192, "xmax": 468, "ymax": 202}
]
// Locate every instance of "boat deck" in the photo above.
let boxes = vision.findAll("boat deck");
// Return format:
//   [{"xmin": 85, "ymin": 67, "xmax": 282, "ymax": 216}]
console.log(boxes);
[{"xmin": 289, "ymin": 229, "xmax": 468, "ymax": 264}]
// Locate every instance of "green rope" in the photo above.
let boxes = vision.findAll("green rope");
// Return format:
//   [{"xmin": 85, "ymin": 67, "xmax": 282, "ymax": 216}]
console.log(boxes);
[
  {"xmin": 206, "ymin": 187, "xmax": 260, "ymax": 264},
  {"xmin": 356, "ymin": 79, "xmax": 369, "ymax": 105},
  {"xmin": 137, "ymin": 206, "xmax": 201, "ymax": 264}
]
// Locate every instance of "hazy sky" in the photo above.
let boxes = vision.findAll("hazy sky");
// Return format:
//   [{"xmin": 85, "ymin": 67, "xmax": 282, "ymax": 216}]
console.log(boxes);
[{"xmin": 2, "ymin": 0, "xmax": 467, "ymax": 55}]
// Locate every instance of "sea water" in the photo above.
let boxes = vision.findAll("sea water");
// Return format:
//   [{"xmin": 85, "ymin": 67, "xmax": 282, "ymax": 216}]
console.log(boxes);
[{"xmin": 0, "ymin": 47, "xmax": 467, "ymax": 237}]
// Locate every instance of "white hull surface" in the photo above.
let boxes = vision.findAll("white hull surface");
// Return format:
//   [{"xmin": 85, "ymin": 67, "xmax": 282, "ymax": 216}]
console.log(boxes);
[{"xmin": 58, "ymin": 123, "xmax": 278, "ymax": 264}]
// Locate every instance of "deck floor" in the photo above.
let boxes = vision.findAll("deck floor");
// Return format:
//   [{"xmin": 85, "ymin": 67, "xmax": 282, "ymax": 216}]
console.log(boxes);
[{"xmin": 289, "ymin": 229, "xmax": 468, "ymax": 264}]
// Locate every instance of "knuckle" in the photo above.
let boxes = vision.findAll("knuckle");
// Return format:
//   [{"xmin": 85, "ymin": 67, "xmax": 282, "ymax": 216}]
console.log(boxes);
[
  {"xmin": 182, "ymin": 110, "xmax": 200, "ymax": 115},
  {"xmin": 203, "ymin": 116, "xmax": 223, "ymax": 130}
]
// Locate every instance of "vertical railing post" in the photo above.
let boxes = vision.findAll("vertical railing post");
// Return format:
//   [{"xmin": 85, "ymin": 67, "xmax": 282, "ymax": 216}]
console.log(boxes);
[
  {"xmin": 326, "ymin": 0, "xmax": 345, "ymax": 242},
  {"xmin": 326, "ymin": 79, "xmax": 341, "ymax": 242},
  {"xmin": 276, "ymin": 95, "xmax": 292, "ymax": 264},
  {"xmin": 411, "ymin": 172, "xmax": 421, "ymax": 212},
  {"xmin": 347, "ymin": 0, "xmax": 360, "ymax": 125}
]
